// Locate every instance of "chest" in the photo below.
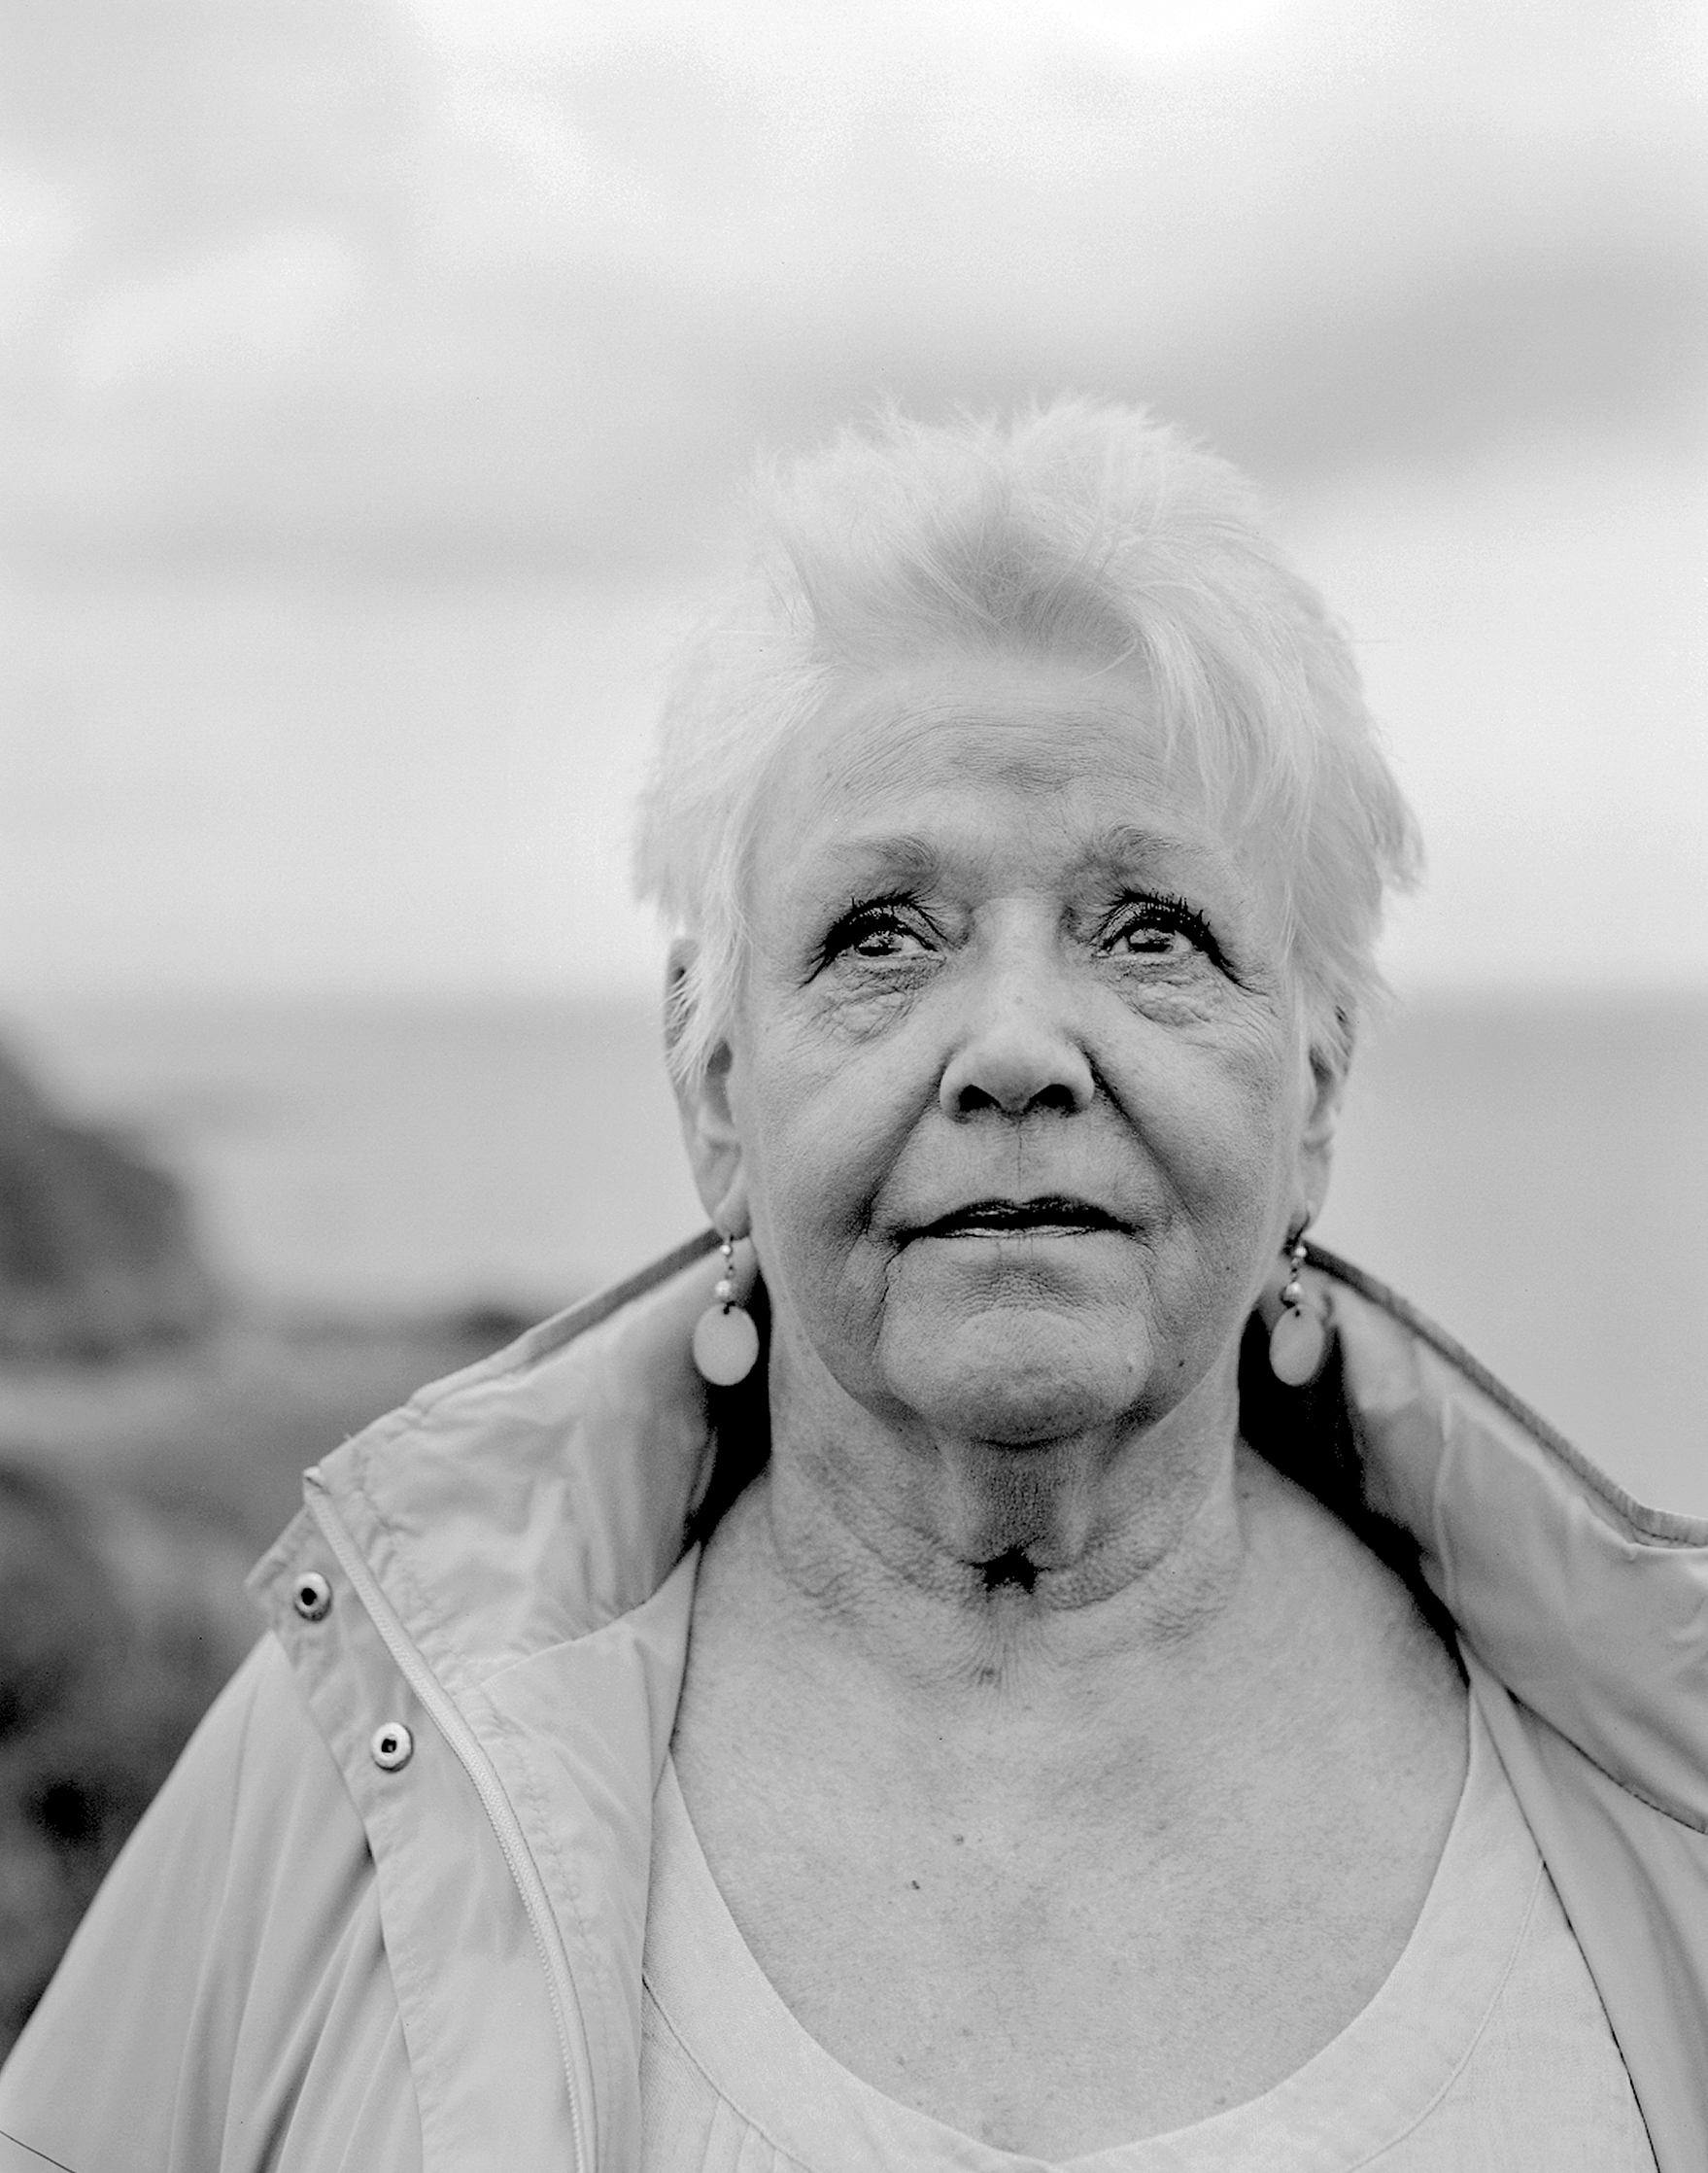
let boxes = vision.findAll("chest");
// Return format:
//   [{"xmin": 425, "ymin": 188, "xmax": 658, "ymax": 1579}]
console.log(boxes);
[
  {"xmin": 643, "ymin": 1724, "xmax": 1657, "ymax": 2173},
  {"xmin": 671, "ymin": 1664, "xmax": 1468, "ymax": 2156}
]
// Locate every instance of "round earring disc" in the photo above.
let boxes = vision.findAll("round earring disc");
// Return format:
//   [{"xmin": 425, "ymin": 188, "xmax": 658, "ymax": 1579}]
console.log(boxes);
[
  {"xmin": 693, "ymin": 1303, "xmax": 760, "ymax": 1386},
  {"xmin": 1269, "ymin": 1304, "xmax": 1328, "ymax": 1387}
]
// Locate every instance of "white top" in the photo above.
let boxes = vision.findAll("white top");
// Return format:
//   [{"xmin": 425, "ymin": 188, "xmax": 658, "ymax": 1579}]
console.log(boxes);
[{"xmin": 639, "ymin": 1702, "xmax": 1657, "ymax": 2171}]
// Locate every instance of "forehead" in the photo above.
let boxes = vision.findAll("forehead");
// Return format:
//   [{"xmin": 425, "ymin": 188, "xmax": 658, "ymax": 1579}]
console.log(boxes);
[{"xmin": 757, "ymin": 650, "xmax": 1239, "ymax": 886}]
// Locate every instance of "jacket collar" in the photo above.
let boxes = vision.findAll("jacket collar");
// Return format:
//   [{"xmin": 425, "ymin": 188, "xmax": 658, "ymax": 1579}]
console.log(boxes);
[{"xmin": 300, "ymin": 1229, "xmax": 1708, "ymax": 1827}]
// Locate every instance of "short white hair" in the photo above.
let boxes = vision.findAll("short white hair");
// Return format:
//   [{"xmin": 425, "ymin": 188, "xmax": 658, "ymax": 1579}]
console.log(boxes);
[{"xmin": 633, "ymin": 397, "xmax": 1420, "ymax": 1089}]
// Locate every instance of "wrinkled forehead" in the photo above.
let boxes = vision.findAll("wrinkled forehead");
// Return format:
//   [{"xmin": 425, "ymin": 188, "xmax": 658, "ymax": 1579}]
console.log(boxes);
[{"xmin": 752, "ymin": 647, "xmax": 1283, "ymax": 900}]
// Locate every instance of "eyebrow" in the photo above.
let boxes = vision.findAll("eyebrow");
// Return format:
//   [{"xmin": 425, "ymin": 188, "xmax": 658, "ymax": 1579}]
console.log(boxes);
[
  {"xmin": 1071, "ymin": 824, "xmax": 1224, "ymax": 880},
  {"xmin": 816, "ymin": 833, "xmax": 942, "ymax": 885},
  {"xmin": 816, "ymin": 824, "xmax": 1221, "ymax": 887}
]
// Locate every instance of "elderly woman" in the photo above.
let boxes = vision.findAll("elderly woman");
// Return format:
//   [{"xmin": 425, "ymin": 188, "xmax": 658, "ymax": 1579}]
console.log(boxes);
[{"xmin": 2, "ymin": 402, "xmax": 1704, "ymax": 2173}]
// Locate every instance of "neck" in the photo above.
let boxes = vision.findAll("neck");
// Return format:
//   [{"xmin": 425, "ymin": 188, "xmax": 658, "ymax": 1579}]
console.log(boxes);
[{"xmin": 750, "ymin": 1336, "xmax": 1255, "ymax": 1693}]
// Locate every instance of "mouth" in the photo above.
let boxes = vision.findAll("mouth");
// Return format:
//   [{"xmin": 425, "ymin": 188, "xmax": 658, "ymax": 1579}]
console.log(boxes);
[{"xmin": 910, "ymin": 1195, "xmax": 1130, "ymax": 1242}]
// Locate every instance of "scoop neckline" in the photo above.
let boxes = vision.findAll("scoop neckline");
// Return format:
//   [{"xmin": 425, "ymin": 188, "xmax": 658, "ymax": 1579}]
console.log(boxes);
[{"xmin": 643, "ymin": 1698, "xmax": 1541, "ymax": 2173}]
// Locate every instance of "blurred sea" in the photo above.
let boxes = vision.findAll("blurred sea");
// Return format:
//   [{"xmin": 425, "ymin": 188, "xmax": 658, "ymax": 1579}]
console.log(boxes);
[{"xmin": 9, "ymin": 992, "xmax": 1706, "ymax": 1516}]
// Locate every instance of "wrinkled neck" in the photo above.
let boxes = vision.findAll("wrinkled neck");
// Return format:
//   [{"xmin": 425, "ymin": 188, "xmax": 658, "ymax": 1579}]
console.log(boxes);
[{"xmin": 751, "ymin": 1334, "xmax": 1253, "ymax": 1690}]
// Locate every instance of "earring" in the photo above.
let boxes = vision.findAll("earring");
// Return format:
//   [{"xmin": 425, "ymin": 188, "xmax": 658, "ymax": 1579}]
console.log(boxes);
[
  {"xmin": 1269, "ymin": 1228, "xmax": 1328, "ymax": 1387},
  {"xmin": 692, "ymin": 1231, "xmax": 760, "ymax": 1386}
]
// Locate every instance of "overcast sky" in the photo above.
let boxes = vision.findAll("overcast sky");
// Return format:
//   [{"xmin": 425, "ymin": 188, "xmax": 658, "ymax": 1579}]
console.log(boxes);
[{"xmin": 1, "ymin": 0, "xmax": 1703, "ymax": 999}]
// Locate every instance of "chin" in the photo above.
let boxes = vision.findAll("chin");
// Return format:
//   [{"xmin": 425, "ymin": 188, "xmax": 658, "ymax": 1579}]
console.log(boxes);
[{"xmin": 876, "ymin": 1304, "xmax": 1153, "ymax": 1446}]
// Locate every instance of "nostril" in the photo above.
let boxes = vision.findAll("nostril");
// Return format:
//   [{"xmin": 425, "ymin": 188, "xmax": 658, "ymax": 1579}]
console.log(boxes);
[
  {"xmin": 939, "ymin": 1006, "xmax": 1096, "ymax": 1120},
  {"xmin": 1032, "ymin": 1082, "xmax": 1078, "ymax": 1116},
  {"xmin": 953, "ymin": 1077, "xmax": 1080, "ymax": 1119}
]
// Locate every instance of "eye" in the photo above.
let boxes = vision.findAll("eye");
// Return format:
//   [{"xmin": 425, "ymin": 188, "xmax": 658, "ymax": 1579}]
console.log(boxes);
[
  {"xmin": 848, "ymin": 918, "xmax": 918, "ymax": 959},
  {"xmin": 1102, "ymin": 892, "xmax": 1219, "ymax": 963},
  {"xmin": 817, "ymin": 894, "xmax": 937, "ymax": 971}
]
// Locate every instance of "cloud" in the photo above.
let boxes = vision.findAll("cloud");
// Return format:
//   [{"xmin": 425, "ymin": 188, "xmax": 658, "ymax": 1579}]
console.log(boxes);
[
  {"xmin": 67, "ymin": 228, "xmax": 368, "ymax": 392},
  {"xmin": 1, "ymin": 0, "xmax": 1701, "ymax": 570}
]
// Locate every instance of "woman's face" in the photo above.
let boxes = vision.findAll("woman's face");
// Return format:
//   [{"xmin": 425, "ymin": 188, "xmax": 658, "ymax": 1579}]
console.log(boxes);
[{"xmin": 687, "ymin": 648, "xmax": 1341, "ymax": 1450}]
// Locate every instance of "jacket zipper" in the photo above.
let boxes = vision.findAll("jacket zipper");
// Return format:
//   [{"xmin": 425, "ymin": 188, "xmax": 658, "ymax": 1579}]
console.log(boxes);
[{"xmin": 306, "ymin": 1477, "xmax": 596, "ymax": 2173}]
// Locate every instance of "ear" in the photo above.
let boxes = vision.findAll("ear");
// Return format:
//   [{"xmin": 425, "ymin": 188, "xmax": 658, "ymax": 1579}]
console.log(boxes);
[
  {"xmin": 665, "ymin": 940, "xmax": 748, "ymax": 1233},
  {"xmin": 1294, "ymin": 1027, "xmax": 1350, "ymax": 1227}
]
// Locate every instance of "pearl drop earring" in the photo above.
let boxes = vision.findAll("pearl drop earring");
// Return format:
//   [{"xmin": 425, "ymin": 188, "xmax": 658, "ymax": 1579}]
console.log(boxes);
[
  {"xmin": 1268, "ymin": 1228, "xmax": 1328, "ymax": 1387},
  {"xmin": 691, "ymin": 1230, "xmax": 760, "ymax": 1386}
]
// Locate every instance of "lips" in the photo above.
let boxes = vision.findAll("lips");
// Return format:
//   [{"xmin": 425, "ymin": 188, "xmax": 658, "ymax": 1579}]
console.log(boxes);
[{"xmin": 910, "ymin": 1195, "xmax": 1129, "ymax": 1241}]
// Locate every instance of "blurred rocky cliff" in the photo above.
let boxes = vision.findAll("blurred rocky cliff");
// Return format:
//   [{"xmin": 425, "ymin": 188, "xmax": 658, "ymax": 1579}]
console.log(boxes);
[
  {"xmin": 0, "ymin": 1036, "xmax": 535, "ymax": 2055},
  {"xmin": 0, "ymin": 1043, "xmax": 219, "ymax": 1361}
]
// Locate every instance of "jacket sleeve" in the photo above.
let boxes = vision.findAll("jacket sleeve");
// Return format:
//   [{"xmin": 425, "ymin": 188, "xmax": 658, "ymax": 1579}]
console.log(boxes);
[{"xmin": 0, "ymin": 1636, "xmax": 422, "ymax": 2173}]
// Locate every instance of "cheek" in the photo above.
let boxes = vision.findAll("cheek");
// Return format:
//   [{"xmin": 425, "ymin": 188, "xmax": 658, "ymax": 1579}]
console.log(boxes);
[
  {"xmin": 727, "ymin": 1005, "xmax": 921, "ymax": 1322},
  {"xmin": 1121, "ymin": 1023, "xmax": 1302, "ymax": 1259}
]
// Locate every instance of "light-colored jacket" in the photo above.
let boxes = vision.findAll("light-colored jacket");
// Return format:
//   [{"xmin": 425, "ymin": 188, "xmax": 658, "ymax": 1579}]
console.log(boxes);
[{"xmin": 3, "ymin": 1234, "xmax": 1706, "ymax": 2173}]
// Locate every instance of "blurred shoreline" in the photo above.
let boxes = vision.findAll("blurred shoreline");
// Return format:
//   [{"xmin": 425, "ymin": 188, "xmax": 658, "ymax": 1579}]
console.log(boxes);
[
  {"xmin": 0, "ymin": 1300, "xmax": 544, "ymax": 1555},
  {"xmin": 5, "ymin": 984, "xmax": 1705, "ymax": 1508}
]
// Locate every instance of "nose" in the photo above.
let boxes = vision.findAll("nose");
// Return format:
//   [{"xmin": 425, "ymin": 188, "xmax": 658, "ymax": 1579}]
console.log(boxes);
[{"xmin": 938, "ymin": 949, "xmax": 1096, "ymax": 1121}]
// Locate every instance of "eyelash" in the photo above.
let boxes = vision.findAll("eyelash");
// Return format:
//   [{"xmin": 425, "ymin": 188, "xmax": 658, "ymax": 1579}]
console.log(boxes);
[
  {"xmin": 817, "ymin": 890, "xmax": 927, "ymax": 968},
  {"xmin": 818, "ymin": 889, "xmax": 1220, "ymax": 968},
  {"xmin": 1103, "ymin": 891, "xmax": 1220, "ymax": 961}
]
